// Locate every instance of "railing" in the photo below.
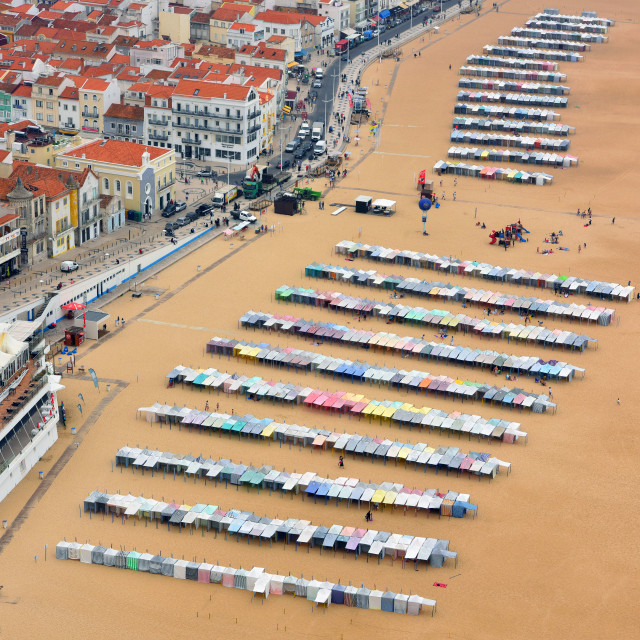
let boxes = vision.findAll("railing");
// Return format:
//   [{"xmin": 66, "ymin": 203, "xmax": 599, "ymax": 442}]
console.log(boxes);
[
  {"xmin": 158, "ymin": 179, "xmax": 176, "ymax": 190},
  {"xmin": 148, "ymin": 131, "xmax": 169, "ymax": 141},
  {"xmin": 173, "ymin": 107, "xmax": 244, "ymax": 120},
  {"xmin": 247, "ymin": 110, "xmax": 260, "ymax": 120},
  {"xmin": 248, "ymin": 123, "xmax": 261, "ymax": 134},
  {"xmin": 148, "ymin": 120, "xmax": 170, "ymax": 127},
  {"xmin": 53, "ymin": 222, "xmax": 73, "ymax": 236},
  {"xmin": 181, "ymin": 137, "xmax": 202, "ymax": 146}
]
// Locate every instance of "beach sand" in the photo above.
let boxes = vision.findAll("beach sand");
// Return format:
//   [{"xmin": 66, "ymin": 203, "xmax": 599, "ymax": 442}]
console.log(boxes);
[{"xmin": 0, "ymin": 1, "xmax": 639, "ymax": 638}]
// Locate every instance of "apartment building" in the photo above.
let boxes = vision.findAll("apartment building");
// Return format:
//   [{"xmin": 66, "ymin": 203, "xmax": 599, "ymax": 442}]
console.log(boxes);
[
  {"xmin": 130, "ymin": 40, "xmax": 184, "ymax": 68},
  {"xmin": 57, "ymin": 138, "xmax": 176, "ymax": 215},
  {"xmin": 318, "ymin": 0, "xmax": 352, "ymax": 34},
  {"xmin": 172, "ymin": 79, "xmax": 260, "ymax": 164},
  {"xmin": 226, "ymin": 22, "xmax": 266, "ymax": 49},
  {"xmin": 31, "ymin": 76, "xmax": 75, "ymax": 131},
  {"xmin": 77, "ymin": 78, "xmax": 121, "ymax": 137},
  {"xmin": 11, "ymin": 163, "xmax": 101, "ymax": 246},
  {"xmin": 104, "ymin": 104, "xmax": 145, "ymax": 144},
  {"xmin": 253, "ymin": 11, "xmax": 334, "ymax": 51},
  {"xmin": 0, "ymin": 203, "xmax": 20, "ymax": 278},
  {"xmin": 209, "ymin": 6, "xmax": 252, "ymax": 45}
]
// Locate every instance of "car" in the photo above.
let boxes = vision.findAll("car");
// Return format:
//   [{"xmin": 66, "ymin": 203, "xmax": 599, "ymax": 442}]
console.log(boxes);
[
  {"xmin": 231, "ymin": 210, "xmax": 257, "ymax": 224},
  {"xmin": 285, "ymin": 139, "xmax": 300, "ymax": 152},
  {"xmin": 277, "ymin": 160, "xmax": 291, "ymax": 170},
  {"xmin": 432, "ymin": 6, "xmax": 440, "ymax": 13},
  {"xmin": 294, "ymin": 148, "xmax": 306, "ymax": 160},
  {"xmin": 161, "ymin": 208, "xmax": 176, "ymax": 218},
  {"xmin": 174, "ymin": 201, "xmax": 187, "ymax": 213},
  {"xmin": 196, "ymin": 167, "xmax": 213, "ymax": 177},
  {"xmin": 312, "ymin": 80, "xmax": 322, "ymax": 89},
  {"xmin": 302, "ymin": 141, "xmax": 313, "ymax": 153},
  {"xmin": 164, "ymin": 222, "xmax": 179, "ymax": 232},
  {"xmin": 60, "ymin": 260, "xmax": 79, "ymax": 272},
  {"xmin": 186, "ymin": 211, "xmax": 200, "ymax": 223},
  {"xmin": 176, "ymin": 216, "xmax": 189, "ymax": 227},
  {"xmin": 196, "ymin": 204, "xmax": 212, "ymax": 216}
]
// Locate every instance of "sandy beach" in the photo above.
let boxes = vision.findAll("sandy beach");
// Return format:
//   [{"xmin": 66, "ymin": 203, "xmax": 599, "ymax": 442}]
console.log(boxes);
[{"xmin": 1, "ymin": 1, "xmax": 639, "ymax": 638}]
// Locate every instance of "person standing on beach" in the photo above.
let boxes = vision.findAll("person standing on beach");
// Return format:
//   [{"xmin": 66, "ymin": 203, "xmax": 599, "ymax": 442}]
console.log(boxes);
[{"xmin": 612, "ymin": 217, "xmax": 615, "ymax": 224}]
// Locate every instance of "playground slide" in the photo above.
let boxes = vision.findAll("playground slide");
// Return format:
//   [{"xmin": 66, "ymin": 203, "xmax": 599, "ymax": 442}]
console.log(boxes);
[
  {"xmin": 521, "ymin": 227, "xmax": 530, "ymax": 233},
  {"xmin": 516, "ymin": 233, "xmax": 527, "ymax": 242},
  {"xmin": 489, "ymin": 232, "xmax": 497, "ymax": 244}
]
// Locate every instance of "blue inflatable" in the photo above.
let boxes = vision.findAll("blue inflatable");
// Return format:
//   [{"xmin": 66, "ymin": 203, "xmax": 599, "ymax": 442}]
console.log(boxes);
[{"xmin": 418, "ymin": 198, "xmax": 432, "ymax": 212}]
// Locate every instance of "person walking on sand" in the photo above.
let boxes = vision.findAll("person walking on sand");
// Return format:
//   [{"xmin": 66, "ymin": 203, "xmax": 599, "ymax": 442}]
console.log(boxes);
[
  {"xmin": 121, "ymin": 318, "xmax": 126, "ymax": 328},
  {"xmin": 116, "ymin": 316, "xmax": 120, "ymax": 327},
  {"xmin": 617, "ymin": 398, "xmax": 621, "ymax": 405},
  {"xmin": 453, "ymin": 192, "xmax": 457, "ymax": 201},
  {"xmin": 338, "ymin": 455, "xmax": 344, "ymax": 468},
  {"xmin": 205, "ymin": 400, "xmax": 209, "ymax": 412},
  {"xmin": 578, "ymin": 244, "xmax": 581, "ymax": 253},
  {"xmin": 548, "ymin": 387, "xmax": 552, "ymax": 399},
  {"xmin": 612, "ymin": 217, "xmax": 615, "ymax": 224}
]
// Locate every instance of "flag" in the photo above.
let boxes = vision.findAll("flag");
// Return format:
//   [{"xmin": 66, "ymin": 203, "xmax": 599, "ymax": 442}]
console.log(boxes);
[
  {"xmin": 348, "ymin": 94, "xmax": 353, "ymax": 108},
  {"xmin": 419, "ymin": 170, "xmax": 426, "ymax": 184},
  {"xmin": 88, "ymin": 368, "xmax": 99, "ymax": 390}
]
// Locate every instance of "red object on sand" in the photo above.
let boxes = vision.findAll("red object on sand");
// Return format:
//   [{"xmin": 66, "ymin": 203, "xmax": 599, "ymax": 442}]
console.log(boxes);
[{"xmin": 433, "ymin": 583, "xmax": 448, "ymax": 589}]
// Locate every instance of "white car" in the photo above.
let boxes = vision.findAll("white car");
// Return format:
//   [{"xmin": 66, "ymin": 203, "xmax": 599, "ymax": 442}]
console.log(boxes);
[
  {"xmin": 235, "ymin": 210, "xmax": 257, "ymax": 224},
  {"xmin": 60, "ymin": 260, "xmax": 79, "ymax": 272}
]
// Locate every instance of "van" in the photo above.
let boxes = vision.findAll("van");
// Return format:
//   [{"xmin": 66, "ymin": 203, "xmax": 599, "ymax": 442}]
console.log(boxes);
[
  {"xmin": 314, "ymin": 140, "xmax": 327, "ymax": 156},
  {"xmin": 60, "ymin": 260, "xmax": 79, "ymax": 272},
  {"xmin": 315, "ymin": 69, "xmax": 323, "ymax": 80}
]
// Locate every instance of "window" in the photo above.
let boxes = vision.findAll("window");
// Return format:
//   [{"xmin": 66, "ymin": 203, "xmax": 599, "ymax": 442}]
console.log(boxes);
[
  {"xmin": 126, "ymin": 181, "xmax": 133, "ymax": 195},
  {"xmin": 36, "ymin": 100, "xmax": 43, "ymax": 107},
  {"xmin": 72, "ymin": 105, "xmax": 77, "ymax": 112},
  {"xmin": 63, "ymin": 197, "xmax": 67, "ymax": 205},
  {"xmin": 111, "ymin": 123, "xmax": 115, "ymax": 129},
  {"xmin": 92, "ymin": 94, "xmax": 97, "ymax": 101},
  {"xmin": 115, "ymin": 180, "xmax": 121, "ymax": 193},
  {"xmin": 36, "ymin": 112, "xmax": 43, "ymax": 120},
  {"xmin": 46, "ymin": 101, "xmax": 53, "ymax": 109},
  {"xmin": 84, "ymin": 94, "xmax": 88, "ymax": 100},
  {"xmin": 103, "ymin": 178, "xmax": 110, "ymax": 190},
  {"xmin": 47, "ymin": 114, "xmax": 54, "ymax": 122}
]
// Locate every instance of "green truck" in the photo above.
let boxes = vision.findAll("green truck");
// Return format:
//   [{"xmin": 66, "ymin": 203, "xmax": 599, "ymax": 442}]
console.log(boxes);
[
  {"xmin": 293, "ymin": 187, "xmax": 322, "ymax": 201},
  {"xmin": 242, "ymin": 171, "xmax": 291, "ymax": 199}
]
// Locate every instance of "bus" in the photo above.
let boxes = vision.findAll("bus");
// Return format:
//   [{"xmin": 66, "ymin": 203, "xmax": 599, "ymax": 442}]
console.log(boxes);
[{"xmin": 335, "ymin": 39, "xmax": 349, "ymax": 53}]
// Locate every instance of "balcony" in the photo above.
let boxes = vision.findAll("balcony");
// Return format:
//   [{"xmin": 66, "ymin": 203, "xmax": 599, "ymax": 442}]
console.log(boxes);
[
  {"xmin": 53, "ymin": 222, "xmax": 73, "ymax": 237},
  {"xmin": 173, "ymin": 120, "xmax": 213, "ymax": 132},
  {"xmin": 158, "ymin": 179, "xmax": 175, "ymax": 191},
  {"xmin": 173, "ymin": 107, "xmax": 244, "ymax": 121},
  {"xmin": 181, "ymin": 137, "xmax": 203, "ymax": 146},
  {"xmin": 148, "ymin": 131, "xmax": 169, "ymax": 141},
  {"xmin": 248, "ymin": 123, "xmax": 261, "ymax": 134},
  {"xmin": 247, "ymin": 110, "xmax": 260, "ymax": 120},
  {"xmin": 148, "ymin": 119, "xmax": 170, "ymax": 127}
]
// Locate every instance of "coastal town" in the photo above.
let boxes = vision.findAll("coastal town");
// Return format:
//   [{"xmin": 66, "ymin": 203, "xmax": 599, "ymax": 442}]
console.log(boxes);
[{"xmin": 0, "ymin": 0, "xmax": 638, "ymax": 638}]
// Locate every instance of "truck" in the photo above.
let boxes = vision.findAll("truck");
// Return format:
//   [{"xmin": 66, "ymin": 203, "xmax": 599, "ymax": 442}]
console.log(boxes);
[
  {"xmin": 230, "ymin": 210, "xmax": 257, "ymax": 224},
  {"xmin": 362, "ymin": 30, "xmax": 373, "ymax": 41},
  {"xmin": 242, "ymin": 165, "xmax": 291, "ymax": 199},
  {"xmin": 311, "ymin": 121, "xmax": 324, "ymax": 141},
  {"xmin": 211, "ymin": 184, "xmax": 239, "ymax": 208}
]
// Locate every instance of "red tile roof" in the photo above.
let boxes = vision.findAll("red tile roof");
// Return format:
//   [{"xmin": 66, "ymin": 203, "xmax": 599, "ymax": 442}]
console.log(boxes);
[
  {"xmin": 105, "ymin": 103, "xmax": 144, "ymax": 120},
  {"xmin": 61, "ymin": 139, "xmax": 171, "ymax": 166},
  {"xmin": 173, "ymin": 78, "xmax": 251, "ymax": 101}
]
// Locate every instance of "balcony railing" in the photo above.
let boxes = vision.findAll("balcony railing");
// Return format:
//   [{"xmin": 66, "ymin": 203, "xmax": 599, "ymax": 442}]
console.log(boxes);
[
  {"xmin": 148, "ymin": 119, "xmax": 170, "ymax": 127},
  {"xmin": 158, "ymin": 179, "xmax": 176, "ymax": 191},
  {"xmin": 173, "ymin": 107, "xmax": 244, "ymax": 120},
  {"xmin": 248, "ymin": 123, "xmax": 261, "ymax": 134},
  {"xmin": 181, "ymin": 137, "xmax": 202, "ymax": 146},
  {"xmin": 248, "ymin": 110, "xmax": 260, "ymax": 120},
  {"xmin": 148, "ymin": 131, "xmax": 169, "ymax": 141},
  {"xmin": 53, "ymin": 222, "xmax": 73, "ymax": 237}
]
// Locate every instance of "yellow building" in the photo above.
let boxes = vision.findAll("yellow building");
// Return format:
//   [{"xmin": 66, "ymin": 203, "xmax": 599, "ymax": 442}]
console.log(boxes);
[
  {"xmin": 31, "ymin": 76, "xmax": 74, "ymax": 132},
  {"xmin": 209, "ymin": 4, "xmax": 252, "ymax": 45},
  {"xmin": 159, "ymin": 6, "xmax": 193, "ymax": 45},
  {"xmin": 56, "ymin": 138, "xmax": 176, "ymax": 216},
  {"xmin": 75, "ymin": 78, "xmax": 121, "ymax": 138}
]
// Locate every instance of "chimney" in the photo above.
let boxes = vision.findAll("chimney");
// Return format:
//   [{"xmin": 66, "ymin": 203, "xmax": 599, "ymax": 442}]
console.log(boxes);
[{"xmin": 82, "ymin": 153, "xmax": 86, "ymax": 159}]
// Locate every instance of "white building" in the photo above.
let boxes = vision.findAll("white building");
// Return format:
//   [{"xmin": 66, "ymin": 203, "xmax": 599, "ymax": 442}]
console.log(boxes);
[
  {"xmin": 319, "ymin": 0, "xmax": 352, "ymax": 35},
  {"xmin": 172, "ymin": 79, "xmax": 260, "ymax": 165}
]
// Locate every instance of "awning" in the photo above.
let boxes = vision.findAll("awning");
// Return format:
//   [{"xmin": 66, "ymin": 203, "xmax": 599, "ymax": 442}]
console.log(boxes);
[
  {"xmin": 287, "ymin": 61, "xmax": 299, "ymax": 68},
  {"xmin": 294, "ymin": 48, "xmax": 308, "ymax": 57},
  {"xmin": 379, "ymin": 9, "xmax": 390, "ymax": 19}
]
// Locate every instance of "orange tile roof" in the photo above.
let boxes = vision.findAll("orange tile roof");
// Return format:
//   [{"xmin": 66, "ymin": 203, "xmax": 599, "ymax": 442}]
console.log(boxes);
[
  {"xmin": 211, "ymin": 7, "xmax": 248, "ymax": 22},
  {"xmin": 229, "ymin": 22, "xmax": 256, "ymax": 31},
  {"xmin": 105, "ymin": 103, "xmax": 144, "ymax": 120},
  {"xmin": 173, "ymin": 78, "xmax": 251, "ymax": 101},
  {"xmin": 60, "ymin": 139, "xmax": 171, "ymax": 166},
  {"xmin": 59, "ymin": 86, "xmax": 79, "ymax": 100},
  {"xmin": 10, "ymin": 84, "xmax": 31, "ymax": 97}
]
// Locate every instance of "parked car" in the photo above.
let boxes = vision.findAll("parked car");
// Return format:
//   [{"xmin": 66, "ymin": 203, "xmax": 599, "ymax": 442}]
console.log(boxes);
[
  {"xmin": 196, "ymin": 167, "xmax": 213, "ymax": 177},
  {"xmin": 341, "ymin": 55, "xmax": 350, "ymax": 62},
  {"xmin": 161, "ymin": 203, "xmax": 176, "ymax": 218},
  {"xmin": 176, "ymin": 216, "xmax": 189, "ymax": 227},
  {"xmin": 277, "ymin": 160, "xmax": 291, "ymax": 170},
  {"xmin": 60, "ymin": 260, "xmax": 79, "ymax": 272},
  {"xmin": 164, "ymin": 222, "xmax": 179, "ymax": 233},
  {"xmin": 196, "ymin": 204, "xmax": 212, "ymax": 216},
  {"xmin": 174, "ymin": 201, "xmax": 187, "ymax": 213},
  {"xmin": 312, "ymin": 80, "xmax": 322, "ymax": 89},
  {"xmin": 285, "ymin": 140, "xmax": 300, "ymax": 153},
  {"xmin": 294, "ymin": 148, "xmax": 306, "ymax": 160},
  {"xmin": 185, "ymin": 211, "xmax": 199, "ymax": 223}
]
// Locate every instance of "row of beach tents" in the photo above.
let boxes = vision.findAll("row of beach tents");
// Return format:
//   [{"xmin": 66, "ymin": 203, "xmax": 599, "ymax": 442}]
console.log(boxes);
[
  {"xmin": 460, "ymin": 66, "xmax": 566, "ymax": 82},
  {"xmin": 56, "ymin": 542, "xmax": 437, "ymax": 614},
  {"xmin": 165, "ymin": 365, "xmax": 527, "ymax": 443},
  {"xmin": 304, "ymin": 261, "xmax": 621, "ymax": 319},
  {"xmin": 511, "ymin": 27, "xmax": 607, "ymax": 43},
  {"xmin": 497, "ymin": 35, "xmax": 590, "ymax": 52},
  {"xmin": 450, "ymin": 130, "xmax": 570, "ymax": 151},
  {"xmin": 452, "ymin": 117, "xmax": 573, "ymax": 136},
  {"xmin": 454, "ymin": 103, "xmax": 560, "ymax": 121},
  {"xmin": 447, "ymin": 146, "xmax": 577, "ymax": 167},
  {"xmin": 136, "ymin": 404, "xmax": 510, "ymax": 474},
  {"xmin": 238, "ymin": 312, "xmax": 580, "ymax": 385},
  {"xmin": 525, "ymin": 19, "xmax": 609, "ymax": 35},
  {"xmin": 334, "ymin": 240, "xmax": 631, "ymax": 303},
  {"xmin": 534, "ymin": 12, "xmax": 613, "ymax": 28},
  {"xmin": 458, "ymin": 78, "xmax": 570, "ymax": 95},
  {"xmin": 114, "ymin": 446, "xmax": 483, "ymax": 512},
  {"xmin": 222, "ymin": 334, "xmax": 556, "ymax": 410},
  {"xmin": 84, "ymin": 489, "xmax": 462, "ymax": 564},
  {"xmin": 466, "ymin": 55, "xmax": 560, "ymax": 72},
  {"xmin": 456, "ymin": 90, "xmax": 568, "ymax": 108},
  {"xmin": 482, "ymin": 45, "xmax": 583, "ymax": 63},
  {"xmin": 435, "ymin": 160, "xmax": 552, "ymax": 185},
  {"xmin": 272, "ymin": 285, "xmax": 596, "ymax": 350}
]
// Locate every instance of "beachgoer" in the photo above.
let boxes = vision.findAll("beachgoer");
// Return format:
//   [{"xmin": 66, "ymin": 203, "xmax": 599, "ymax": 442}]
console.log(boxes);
[
  {"xmin": 612, "ymin": 217, "xmax": 615, "ymax": 224},
  {"xmin": 548, "ymin": 387, "xmax": 552, "ymax": 398},
  {"xmin": 338, "ymin": 455, "xmax": 344, "ymax": 467},
  {"xmin": 205, "ymin": 401, "xmax": 209, "ymax": 411},
  {"xmin": 121, "ymin": 318, "xmax": 126, "ymax": 328},
  {"xmin": 617, "ymin": 398, "xmax": 621, "ymax": 405}
]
